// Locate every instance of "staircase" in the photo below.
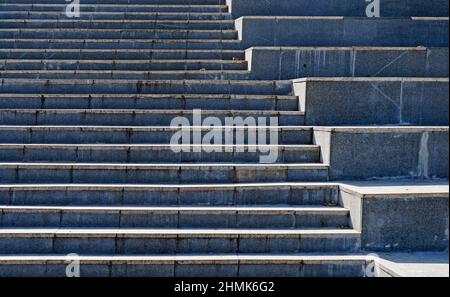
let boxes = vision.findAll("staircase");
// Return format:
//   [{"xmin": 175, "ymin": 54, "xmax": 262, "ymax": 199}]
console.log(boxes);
[{"xmin": 0, "ymin": 0, "xmax": 414, "ymax": 277}]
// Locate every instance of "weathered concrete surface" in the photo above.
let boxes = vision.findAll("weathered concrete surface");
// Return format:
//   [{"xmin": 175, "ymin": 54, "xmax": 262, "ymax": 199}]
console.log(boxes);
[
  {"xmin": 0, "ymin": 183, "xmax": 340, "ymax": 206},
  {"xmin": 293, "ymin": 77, "xmax": 449, "ymax": 126},
  {"xmin": 227, "ymin": 0, "xmax": 450, "ymax": 18},
  {"xmin": 0, "ymin": 254, "xmax": 370, "ymax": 277},
  {"xmin": 339, "ymin": 180, "xmax": 449, "ymax": 252},
  {"xmin": 0, "ymin": 0, "xmax": 448, "ymax": 277},
  {"xmin": 246, "ymin": 47, "xmax": 449, "ymax": 80},
  {"xmin": 236, "ymin": 17, "xmax": 449, "ymax": 48},
  {"xmin": 313, "ymin": 127, "xmax": 449, "ymax": 180},
  {"xmin": 376, "ymin": 252, "xmax": 449, "ymax": 277}
]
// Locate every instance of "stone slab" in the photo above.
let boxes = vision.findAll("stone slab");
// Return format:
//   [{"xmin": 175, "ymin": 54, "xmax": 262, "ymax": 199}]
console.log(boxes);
[
  {"xmin": 376, "ymin": 252, "xmax": 449, "ymax": 277},
  {"xmin": 313, "ymin": 126, "xmax": 449, "ymax": 180},
  {"xmin": 339, "ymin": 180, "xmax": 449, "ymax": 251},
  {"xmin": 227, "ymin": 0, "xmax": 449, "ymax": 18},
  {"xmin": 236, "ymin": 17, "xmax": 449, "ymax": 49},
  {"xmin": 293, "ymin": 77, "xmax": 449, "ymax": 125},
  {"xmin": 246, "ymin": 47, "xmax": 448, "ymax": 80}
]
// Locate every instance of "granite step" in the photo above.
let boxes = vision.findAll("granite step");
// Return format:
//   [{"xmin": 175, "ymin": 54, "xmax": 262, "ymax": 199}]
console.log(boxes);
[
  {"xmin": 0, "ymin": 228, "xmax": 360, "ymax": 254},
  {"xmin": 0, "ymin": 39, "xmax": 242, "ymax": 50},
  {"xmin": 0, "ymin": 162, "xmax": 329, "ymax": 184},
  {"xmin": 0, "ymin": 49, "xmax": 245, "ymax": 60},
  {"xmin": 0, "ymin": 70, "xmax": 251, "ymax": 80},
  {"xmin": 0, "ymin": 79, "xmax": 292, "ymax": 94},
  {"xmin": 0, "ymin": 205, "xmax": 349, "ymax": 229},
  {"xmin": 0, "ymin": 109, "xmax": 305, "ymax": 126},
  {"xmin": 0, "ymin": 144, "xmax": 320, "ymax": 164},
  {"xmin": 0, "ymin": 94, "xmax": 297, "ymax": 111},
  {"xmin": 0, "ymin": 20, "xmax": 236, "ymax": 30},
  {"xmin": 0, "ymin": 0, "xmax": 227, "ymax": 5},
  {"xmin": 0, "ymin": 11, "xmax": 233, "ymax": 21},
  {"xmin": 0, "ymin": 59, "xmax": 248, "ymax": 71},
  {"xmin": 0, "ymin": 126, "xmax": 313, "ymax": 145},
  {"xmin": 0, "ymin": 254, "xmax": 370, "ymax": 277},
  {"xmin": 0, "ymin": 183, "xmax": 339, "ymax": 206},
  {"xmin": 0, "ymin": 28, "xmax": 239, "ymax": 40},
  {"xmin": 0, "ymin": 4, "xmax": 229, "ymax": 13}
]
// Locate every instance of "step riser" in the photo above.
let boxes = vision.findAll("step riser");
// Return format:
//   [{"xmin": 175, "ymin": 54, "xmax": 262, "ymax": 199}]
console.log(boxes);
[
  {"xmin": 0, "ymin": 262, "xmax": 368, "ymax": 277},
  {"xmin": 0, "ymin": 147, "xmax": 320, "ymax": 163},
  {"xmin": 0, "ymin": 71, "xmax": 251, "ymax": 80},
  {"xmin": 0, "ymin": 167, "xmax": 328, "ymax": 183},
  {"xmin": 296, "ymin": 78, "xmax": 449, "ymax": 126},
  {"xmin": 0, "ymin": 96, "xmax": 297, "ymax": 111},
  {"xmin": 0, "ymin": 211, "xmax": 348, "ymax": 229},
  {"xmin": 0, "ymin": 30, "xmax": 238, "ymax": 40},
  {"xmin": 0, "ymin": 187, "xmax": 338, "ymax": 206},
  {"xmin": 0, "ymin": 21, "xmax": 235, "ymax": 30},
  {"xmin": 0, "ymin": 12, "xmax": 232, "ymax": 20},
  {"xmin": 0, "ymin": 80, "xmax": 293, "ymax": 95},
  {"xmin": 0, "ymin": 128, "xmax": 312, "ymax": 145},
  {"xmin": 0, "ymin": 111, "xmax": 304, "ymax": 126},
  {"xmin": 229, "ymin": 0, "xmax": 449, "ymax": 18},
  {"xmin": 239, "ymin": 17, "xmax": 449, "ymax": 48},
  {"xmin": 0, "ymin": 61, "xmax": 248, "ymax": 71},
  {"xmin": 248, "ymin": 47, "xmax": 450, "ymax": 80},
  {"xmin": 0, "ymin": 50, "xmax": 245, "ymax": 60},
  {"xmin": 0, "ymin": 236, "xmax": 359, "ymax": 254},
  {"xmin": 0, "ymin": 5, "xmax": 229, "ymax": 13},
  {"xmin": 0, "ymin": 40, "xmax": 242, "ymax": 50}
]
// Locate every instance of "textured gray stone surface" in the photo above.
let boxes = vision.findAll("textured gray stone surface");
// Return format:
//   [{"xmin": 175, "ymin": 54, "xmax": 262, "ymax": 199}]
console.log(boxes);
[
  {"xmin": 236, "ymin": 17, "xmax": 449, "ymax": 48},
  {"xmin": 0, "ymin": 255, "xmax": 370, "ymax": 277},
  {"xmin": 377, "ymin": 252, "xmax": 449, "ymax": 277},
  {"xmin": 227, "ymin": 0, "xmax": 449, "ymax": 18},
  {"xmin": 0, "ymin": 0, "xmax": 448, "ymax": 277},
  {"xmin": 247, "ymin": 47, "xmax": 449, "ymax": 80},
  {"xmin": 294, "ymin": 78, "xmax": 449, "ymax": 126},
  {"xmin": 314, "ymin": 127, "xmax": 449, "ymax": 180},
  {"xmin": 339, "ymin": 181, "xmax": 449, "ymax": 251}
]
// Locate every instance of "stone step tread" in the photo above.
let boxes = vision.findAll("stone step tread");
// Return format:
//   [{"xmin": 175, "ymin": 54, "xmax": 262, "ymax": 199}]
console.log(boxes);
[
  {"xmin": 0, "ymin": 50, "xmax": 245, "ymax": 59},
  {"xmin": 0, "ymin": 4, "xmax": 229, "ymax": 8},
  {"xmin": 340, "ymin": 181, "xmax": 449, "ymax": 198},
  {"xmin": 2, "ymin": 38, "xmax": 239, "ymax": 41},
  {"xmin": 0, "ymin": 14, "xmax": 232, "ymax": 22},
  {"xmin": 0, "ymin": 77, "xmax": 292, "ymax": 91},
  {"xmin": 0, "ymin": 78, "xmax": 292, "ymax": 84},
  {"xmin": 1, "ymin": 19, "xmax": 235, "ymax": 23},
  {"xmin": 0, "ymin": 182, "xmax": 337, "ymax": 190},
  {"xmin": 1, "ymin": 59, "xmax": 245, "ymax": 63},
  {"xmin": 0, "ymin": 125, "xmax": 312, "ymax": 130},
  {"xmin": 0, "ymin": 144, "xmax": 319, "ymax": 150},
  {"xmin": 0, "ymin": 228, "xmax": 359, "ymax": 237},
  {"xmin": 0, "ymin": 254, "xmax": 369, "ymax": 264},
  {"xmin": 0, "ymin": 70, "xmax": 251, "ymax": 74},
  {"xmin": 0, "ymin": 11, "xmax": 231, "ymax": 15},
  {"xmin": 0, "ymin": 28, "xmax": 236, "ymax": 32},
  {"xmin": 0, "ymin": 14, "xmax": 232, "ymax": 21},
  {"xmin": 296, "ymin": 77, "xmax": 450, "ymax": 82},
  {"xmin": 315, "ymin": 126, "xmax": 449, "ymax": 132},
  {"xmin": 0, "ymin": 29, "xmax": 238, "ymax": 37},
  {"xmin": 0, "ymin": 109, "xmax": 304, "ymax": 115},
  {"xmin": 0, "ymin": 49, "xmax": 245, "ymax": 59},
  {"xmin": 0, "ymin": 205, "xmax": 347, "ymax": 214},
  {"xmin": 0, "ymin": 163, "xmax": 328, "ymax": 169},
  {"xmin": 0, "ymin": 33, "xmax": 239, "ymax": 40},
  {"xmin": 0, "ymin": 94, "xmax": 296, "ymax": 100},
  {"xmin": 1, "ymin": 39, "xmax": 241, "ymax": 46},
  {"xmin": 0, "ymin": 49, "xmax": 244, "ymax": 52}
]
